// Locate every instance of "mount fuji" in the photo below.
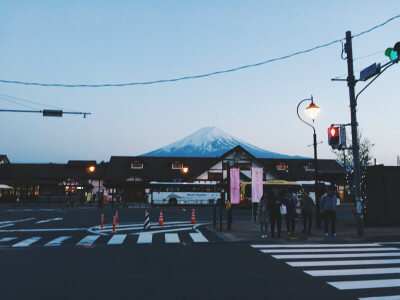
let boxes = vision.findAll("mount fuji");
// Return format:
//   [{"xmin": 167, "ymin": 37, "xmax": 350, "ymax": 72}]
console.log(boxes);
[{"xmin": 141, "ymin": 127, "xmax": 306, "ymax": 159}]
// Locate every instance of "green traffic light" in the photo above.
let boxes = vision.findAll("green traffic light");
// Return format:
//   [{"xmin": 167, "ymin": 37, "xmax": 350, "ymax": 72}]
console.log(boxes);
[{"xmin": 385, "ymin": 47, "xmax": 398, "ymax": 61}]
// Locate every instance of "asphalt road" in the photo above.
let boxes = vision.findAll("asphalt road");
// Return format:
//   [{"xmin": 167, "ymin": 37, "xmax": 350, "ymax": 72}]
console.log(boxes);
[{"xmin": 1, "ymin": 206, "xmax": 400, "ymax": 300}]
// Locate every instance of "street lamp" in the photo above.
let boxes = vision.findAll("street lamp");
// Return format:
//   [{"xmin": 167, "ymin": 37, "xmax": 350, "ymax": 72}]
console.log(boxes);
[{"xmin": 297, "ymin": 96, "xmax": 321, "ymax": 228}]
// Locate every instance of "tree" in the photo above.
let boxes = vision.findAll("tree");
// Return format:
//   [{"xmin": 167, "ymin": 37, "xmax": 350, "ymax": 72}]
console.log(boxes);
[
  {"xmin": 332, "ymin": 131, "xmax": 374, "ymax": 170},
  {"xmin": 332, "ymin": 131, "xmax": 374, "ymax": 206}
]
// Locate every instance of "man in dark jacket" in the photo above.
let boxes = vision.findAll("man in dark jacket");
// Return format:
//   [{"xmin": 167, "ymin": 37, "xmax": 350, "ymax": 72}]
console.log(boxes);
[
  {"xmin": 282, "ymin": 190, "xmax": 296, "ymax": 235},
  {"xmin": 268, "ymin": 188, "xmax": 282, "ymax": 238},
  {"xmin": 321, "ymin": 186, "xmax": 338, "ymax": 237},
  {"xmin": 300, "ymin": 190, "xmax": 315, "ymax": 234}
]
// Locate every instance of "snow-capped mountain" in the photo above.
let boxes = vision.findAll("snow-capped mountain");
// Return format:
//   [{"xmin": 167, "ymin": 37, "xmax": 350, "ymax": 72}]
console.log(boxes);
[{"xmin": 141, "ymin": 127, "xmax": 305, "ymax": 159}]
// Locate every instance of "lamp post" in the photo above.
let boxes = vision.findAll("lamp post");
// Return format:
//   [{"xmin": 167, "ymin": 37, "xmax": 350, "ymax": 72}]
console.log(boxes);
[
  {"xmin": 297, "ymin": 96, "xmax": 321, "ymax": 228},
  {"xmin": 86, "ymin": 165, "xmax": 96, "ymax": 206}
]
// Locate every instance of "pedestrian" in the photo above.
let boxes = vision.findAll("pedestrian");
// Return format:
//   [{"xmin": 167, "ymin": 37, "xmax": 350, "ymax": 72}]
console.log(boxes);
[
  {"xmin": 282, "ymin": 190, "xmax": 296, "ymax": 235},
  {"xmin": 300, "ymin": 190, "xmax": 315, "ymax": 234},
  {"xmin": 257, "ymin": 194, "xmax": 269, "ymax": 238},
  {"xmin": 321, "ymin": 186, "xmax": 338, "ymax": 237},
  {"xmin": 268, "ymin": 188, "xmax": 282, "ymax": 238}
]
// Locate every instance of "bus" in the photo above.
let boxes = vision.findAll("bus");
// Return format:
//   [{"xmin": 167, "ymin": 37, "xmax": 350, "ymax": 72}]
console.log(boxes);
[
  {"xmin": 148, "ymin": 182, "xmax": 221, "ymax": 206},
  {"xmin": 240, "ymin": 180, "xmax": 304, "ymax": 207}
]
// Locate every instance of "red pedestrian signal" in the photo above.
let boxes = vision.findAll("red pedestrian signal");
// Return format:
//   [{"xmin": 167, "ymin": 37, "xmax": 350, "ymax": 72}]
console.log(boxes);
[{"xmin": 328, "ymin": 126, "xmax": 340, "ymax": 149}]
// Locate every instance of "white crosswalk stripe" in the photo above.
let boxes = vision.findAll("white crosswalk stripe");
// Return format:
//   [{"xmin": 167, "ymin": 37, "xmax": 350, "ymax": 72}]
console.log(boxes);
[
  {"xmin": 107, "ymin": 234, "xmax": 127, "ymax": 245},
  {"xmin": 251, "ymin": 242, "xmax": 400, "ymax": 299},
  {"xmin": 45, "ymin": 236, "xmax": 72, "ymax": 246},
  {"xmin": 189, "ymin": 232, "xmax": 208, "ymax": 243},
  {"xmin": 165, "ymin": 233, "xmax": 180, "ymax": 243},
  {"xmin": 0, "ymin": 231, "xmax": 210, "ymax": 248},
  {"xmin": 76, "ymin": 235, "xmax": 100, "ymax": 246},
  {"xmin": 12, "ymin": 237, "xmax": 41, "ymax": 247}
]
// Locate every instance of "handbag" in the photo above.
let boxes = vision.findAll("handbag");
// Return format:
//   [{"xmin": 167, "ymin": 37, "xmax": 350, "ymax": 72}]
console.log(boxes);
[{"xmin": 280, "ymin": 204, "xmax": 287, "ymax": 215}]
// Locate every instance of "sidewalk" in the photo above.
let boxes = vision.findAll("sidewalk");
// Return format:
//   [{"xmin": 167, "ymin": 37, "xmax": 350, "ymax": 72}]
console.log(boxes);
[{"xmin": 208, "ymin": 218, "xmax": 400, "ymax": 243}]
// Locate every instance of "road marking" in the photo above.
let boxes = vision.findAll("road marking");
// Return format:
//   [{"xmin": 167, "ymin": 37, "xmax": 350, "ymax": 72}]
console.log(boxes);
[
  {"xmin": 359, "ymin": 295, "xmax": 400, "ymax": 300},
  {"xmin": 287, "ymin": 259, "xmax": 400, "ymax": 267},
  {"xmin": 328, "ymin": 278, "xmax": 400, "ymax": 290},
  {"xmin": 0, "ymin": 224, "xmax": 15, "ymax": 229},
  {"xmin": 76, "ymin": 235, "xmax": 100, "ymax": 246},
  {"xmin": 260, "ymin": 247, "xmax": 398, "ymax": 253},
  {"xmin": 251, "ymin": 243, "xmax": 380, "ymax": 248},
  {"xmin": 0, "ymin": 237, "xmax": 17, "ymax": 242},
  {"xmin": 0, "ymin": 228, "xmax": 87, "ymax": 232},
  {"xmin": 36, "ymin": 217, "xmax": 63, "ymax": 224},
  {"xmin": 45, "ymin": 236, "xmax": 72, "ymax": 246},
  {"xmin": 12, "ymin": 237, "xmax": 41, "ymax": 247},
  {"xmin": 0, "ymin": 218, "xmax": 35, "ymax": 225},
  {"xmin": 189, "ymin": 233, "xmax": 208, "ymax": 243},
  {"xmin": 273, "ymin": 252, "xmax": 400, "ymax": 259},
  {"xmin": 107, "ymin": 234, "xmax": 127, "ymax": 245},
  {"xmin": 137, "ymin": 233, "xmax": 153, "ymax": 244},
  {"xmin": 165, "ymin": 233, "xmax": 180, "ymax": 243},
  {"xmin": 305, "ymin": 267, "xmax": 400, "ymax": 277}
]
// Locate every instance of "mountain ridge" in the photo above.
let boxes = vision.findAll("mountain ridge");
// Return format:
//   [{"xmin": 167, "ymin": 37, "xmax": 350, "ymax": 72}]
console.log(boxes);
[{"xmin": 141, "ymin": 127, "xmax": 308, "ymax": 159}]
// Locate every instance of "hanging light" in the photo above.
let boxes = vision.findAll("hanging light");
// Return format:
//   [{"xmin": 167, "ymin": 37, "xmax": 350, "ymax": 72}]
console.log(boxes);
[{"xmin": 304, "ymin": 99, "xmax": 321, "ymax": 122}]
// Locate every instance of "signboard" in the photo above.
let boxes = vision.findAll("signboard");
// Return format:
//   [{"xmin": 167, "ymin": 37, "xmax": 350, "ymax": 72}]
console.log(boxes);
[
  {"xmin": 230, "ymin": 168, "xmax": 240, "ymax": 204},
  {"xmin": 251, "ymin": 167, "xmax": 263, "ymax": 203}
]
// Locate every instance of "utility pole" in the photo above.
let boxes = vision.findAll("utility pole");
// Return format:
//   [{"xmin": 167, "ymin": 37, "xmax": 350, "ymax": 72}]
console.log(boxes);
[{"xmin": 345, "ymin": 31, "xmax": 363, "ymax": 237}]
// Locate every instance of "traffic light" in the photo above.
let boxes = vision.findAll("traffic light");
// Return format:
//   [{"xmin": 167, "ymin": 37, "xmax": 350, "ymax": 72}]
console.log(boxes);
[
  {"xmin": 385, "ymin": 42, "xmax": 400, "ymax": 62},
  {"xmin": 328, "ymin": 125, "xmax": 346, "ymax": 150},
  {"xmin": 328, "ymin": 126, "xmax": 340, "ymax": 149},
  {"xmin": 42, "ymin": 110, "xmax": 63, "ymax": 117}
]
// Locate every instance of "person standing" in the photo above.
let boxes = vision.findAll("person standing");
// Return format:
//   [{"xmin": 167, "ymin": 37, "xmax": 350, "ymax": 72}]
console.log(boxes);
[
  {"xmin": 321, "ymin": 186, "xmax": 338, "ymax": 237},
  {"xmin": 257, "ymin": 194, "xmax": 269, "ymax": 238},
  {"xmin": 300, "ymin": 190, "xmax": 315, "ymax": 234},
  {"xmin": 268, "ymin": 188, "xmax": 282, "ymax": 238},
  {"xmin": 282, "ymin": 190, "xmax": 296, "ymax": 235}
]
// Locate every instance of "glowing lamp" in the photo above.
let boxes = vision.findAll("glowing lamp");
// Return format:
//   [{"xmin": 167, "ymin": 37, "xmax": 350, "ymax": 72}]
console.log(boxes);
[
  {"xmin": 86, "ymin": 165, "xmax": 96, "ymax": 173},
  {"xmin": 304, "ymin": 102, "xmax": 320, "ymax": 122}
]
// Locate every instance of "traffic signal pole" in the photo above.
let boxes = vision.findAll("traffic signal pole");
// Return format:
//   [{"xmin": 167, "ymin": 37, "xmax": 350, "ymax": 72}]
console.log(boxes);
[{"xmin": 345, "ymin": 31, "xmax": 364, "ymax": 237}]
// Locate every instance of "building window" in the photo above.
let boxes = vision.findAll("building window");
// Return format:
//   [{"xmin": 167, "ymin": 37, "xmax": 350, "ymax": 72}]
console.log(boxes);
[
  {"xmin": 238, "ymin": 163, "xmax": 251, "ymax": 170},
  {"xmin": 131, "ymin": 161, "xmax": 143, "ymax": 169},
  {"xmin": 304, "ymin": 162, "xmax": 314, "ymax": 171},
  {"xmin": 172, "ymin": 161, "xmax": 183, "ymax": 169},
  {"xmin": 208, "ymin": 172, "xmax": 223, "ymax": 181},
  {"xmin": 276, "ymin": 163, "xmax": 289, "ymax": 172}
]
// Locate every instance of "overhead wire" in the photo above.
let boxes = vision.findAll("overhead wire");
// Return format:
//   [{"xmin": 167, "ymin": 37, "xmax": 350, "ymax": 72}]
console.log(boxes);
[
  {"xmin": 0, "ymin": 14, "xmax": 399, "ymax": 88},
  {"xmin": 0, "ymin": 92, "xmax": 77, "ymax": 112}
]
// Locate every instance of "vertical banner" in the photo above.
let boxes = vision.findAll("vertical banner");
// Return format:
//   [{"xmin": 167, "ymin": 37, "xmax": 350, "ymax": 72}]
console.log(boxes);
[
  {"xmin": 230, "ymin": 168, "xmax": 240, "ymax": 204},
  {"xmin": 251, "ymin": 167, "xmax": 263, "ymax": 203}
]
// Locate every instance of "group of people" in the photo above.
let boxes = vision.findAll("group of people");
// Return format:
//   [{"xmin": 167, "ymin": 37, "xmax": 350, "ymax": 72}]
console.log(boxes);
[{"xmin": 257, "ymin": 186, "xmax": 337, "ymax": 238}]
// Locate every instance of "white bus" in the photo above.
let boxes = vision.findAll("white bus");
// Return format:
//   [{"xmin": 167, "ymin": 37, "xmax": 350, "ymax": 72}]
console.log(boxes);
[{"xmin": 148, "ymin": 182, "xmax": 221, "ymax": 206}]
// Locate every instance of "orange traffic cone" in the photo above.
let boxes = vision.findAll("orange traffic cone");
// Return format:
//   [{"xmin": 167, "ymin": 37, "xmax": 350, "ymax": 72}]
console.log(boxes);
[
  {"xmin": 191, "ymin": 209, "xmax": 196, "ymax": 224},
  {"xmin": 115, "ymin": 211, "xmax": 119, "ymax": 226},
  {"xmin": 158, "ymin": 210, "xmax": 164, "ymax": 226},
  {"xmin": 111, "ymin": 215, "xmax": 117, "ymax": 234},
  {"xmin": 99, "ymin": 213, "xmax": 104, "ymax": 230}
]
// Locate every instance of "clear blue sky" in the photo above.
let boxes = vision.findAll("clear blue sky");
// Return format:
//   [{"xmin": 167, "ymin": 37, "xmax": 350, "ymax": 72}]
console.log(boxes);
[{"xmin": 0, "ymin": 1, "xmax": 399, "ymax": 165}]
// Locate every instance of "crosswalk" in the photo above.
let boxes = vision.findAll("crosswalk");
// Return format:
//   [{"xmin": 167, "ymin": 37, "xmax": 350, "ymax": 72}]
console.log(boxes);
[
  {"xmin": 0, "ymin": 231, "xmax": 210, "ymax": 248},
  {"xmin": 251, "ymin": 243, "xmax": 400, "ymax": 300}
]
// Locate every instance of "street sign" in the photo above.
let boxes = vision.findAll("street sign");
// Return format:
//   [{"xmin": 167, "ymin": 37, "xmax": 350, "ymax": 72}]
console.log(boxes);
[{"xmin": 360, "ymin": 63, "xmax": 381, "ymax": 81}]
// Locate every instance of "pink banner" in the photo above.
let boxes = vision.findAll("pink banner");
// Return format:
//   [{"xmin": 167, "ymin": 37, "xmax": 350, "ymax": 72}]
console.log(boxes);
[
  {"xmin": 251, "ymin": 167, "xmax": 263, "ymax": 203},
  {"xmin": 230, "ymin": 168, "xmax": 240, "ymax": 204}
]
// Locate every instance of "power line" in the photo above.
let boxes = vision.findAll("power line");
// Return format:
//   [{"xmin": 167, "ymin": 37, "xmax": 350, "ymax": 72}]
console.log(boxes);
[
  {"xmin": 0, "ymin": 14, "xmax": 399, "ymax": 88},
  {"xmin": 0, "ymin": 92, "xmax": 77, "ymax": 112}
]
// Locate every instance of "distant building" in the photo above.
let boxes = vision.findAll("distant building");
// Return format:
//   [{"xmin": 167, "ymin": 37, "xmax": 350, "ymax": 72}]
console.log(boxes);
[{"xmin": 0, "ymin": 146, "xmax": 344, "ymax": 204}]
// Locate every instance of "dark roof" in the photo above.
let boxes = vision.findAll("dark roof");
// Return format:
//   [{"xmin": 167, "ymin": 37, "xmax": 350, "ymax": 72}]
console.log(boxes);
[
  {"xmin": 104, "ymin": 156, "xmax": 218, "ymax": 185},
  {"xmin": 258, "ymin": 158, "xmax": 344, "ymax": 182},
  {"xmin": 0, "ymin": 155, "xmax": 10, "ymax": 164},
  {"xmin": 67, "ymin": 160, "xmax": 97, "ymax": 167},
  {"xmin": 0, "ymin": 162, "xmax": 108, "ymax": 184}
]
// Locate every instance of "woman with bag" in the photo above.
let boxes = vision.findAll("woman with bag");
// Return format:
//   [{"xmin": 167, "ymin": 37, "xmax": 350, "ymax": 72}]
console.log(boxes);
[
  {"xmin": 257, "ymin": 195, "xmax": 269, "ymax": 238},
  {"xmin": 268, "ymin": 188, "xmax": 282, "ymax": 238}
]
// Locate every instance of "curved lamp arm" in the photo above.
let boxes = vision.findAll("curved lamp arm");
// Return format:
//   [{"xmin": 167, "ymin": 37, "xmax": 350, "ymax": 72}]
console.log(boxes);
[{"xmin": 297, "ymin": 96, "xmax": 316, "ymax": 135}]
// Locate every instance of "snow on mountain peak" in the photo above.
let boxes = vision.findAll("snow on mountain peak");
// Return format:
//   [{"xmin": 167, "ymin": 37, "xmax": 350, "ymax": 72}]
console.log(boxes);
[{"xmin": 141, "ymin": 127, "xmax": 305, "ymax": 159}]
